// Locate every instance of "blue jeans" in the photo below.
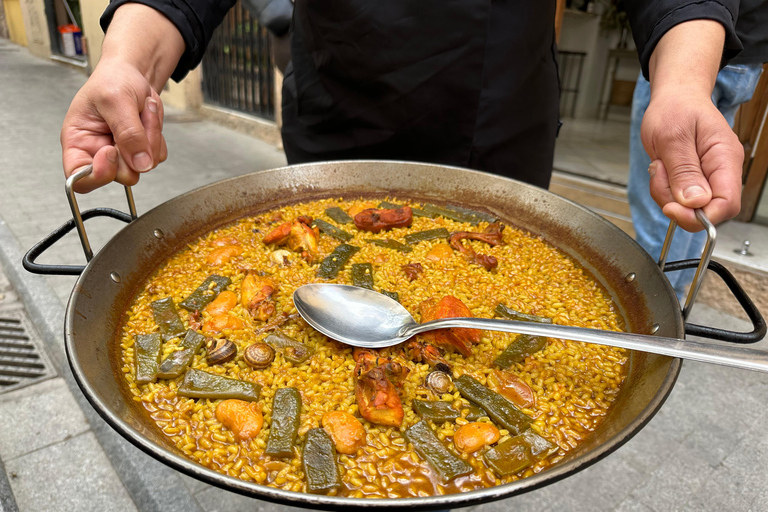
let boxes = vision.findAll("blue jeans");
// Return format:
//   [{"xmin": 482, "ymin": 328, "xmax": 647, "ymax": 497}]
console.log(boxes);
[{"xmin": 627, "ymin": 64, "xmax": 763, "ymax": 301}]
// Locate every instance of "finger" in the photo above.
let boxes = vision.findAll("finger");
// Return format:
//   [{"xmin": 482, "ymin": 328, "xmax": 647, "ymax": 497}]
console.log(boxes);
[
  {"xmin": 140, "ymin": 94, "xmax": 163, "ymax": 170},
  {"xmin": 69, "ymin": 145, "xmax": 120, "ymax": 194},
  {"xmin": 656, "ymin": 131, "xmax": 713, "ymax": 209},
  {"xmin": 650, "ymin": 159, "xmax": 702, "ymax": 231},
  {"xmin": 159, "ymin": 136, "xmax": 168, "ymax": 163},
  {"xmin": 101, "ymin": 95, "xmax": 154, "ymax": 173},
  {"xmin": 114, "ymin": 146, "xmax": 141, "ymax": 187},
  {"xmin": 697, "ymin": 134, "xmax": 743, "ymax": 225}
]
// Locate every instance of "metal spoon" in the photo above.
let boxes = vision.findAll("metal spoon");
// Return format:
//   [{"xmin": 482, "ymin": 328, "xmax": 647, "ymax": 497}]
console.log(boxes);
[{"xmin": 293, "ymin": 283, "xmax": 768, "ymax": 373}]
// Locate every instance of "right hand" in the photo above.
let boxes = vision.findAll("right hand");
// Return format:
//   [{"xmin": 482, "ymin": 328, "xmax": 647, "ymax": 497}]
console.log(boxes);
[{"xmin": 61, "ymin": 58, "xmax": 168, "ymax": 193}]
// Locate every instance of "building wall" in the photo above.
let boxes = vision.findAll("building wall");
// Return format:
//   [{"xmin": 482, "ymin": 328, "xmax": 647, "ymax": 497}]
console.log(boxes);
[
  {"xmin": 80, "ymin": 0, "xmax": 106, "ymax": 70},
  {"xmin": 19, "ymin": 0, "xmax": 50, "ymax": 58}
]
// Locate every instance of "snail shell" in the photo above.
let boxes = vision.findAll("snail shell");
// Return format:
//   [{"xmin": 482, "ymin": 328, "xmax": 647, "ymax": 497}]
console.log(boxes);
[
  {"xmin": 206, "ymin": 337, "xmax": 236, "ymax": 365},
  {"xmin": 425, "ymin": 371, "xmax": 453, "ymax": 395},
  {"xmin": 244, "ymin": 343, "xmax": 275, "ymax": 369}
]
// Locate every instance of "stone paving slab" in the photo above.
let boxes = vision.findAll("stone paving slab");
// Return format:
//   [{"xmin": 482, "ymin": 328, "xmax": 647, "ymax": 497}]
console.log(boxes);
[
  {"xmin": 0, "ymin": 378, "xmax": 89, "ymax": 461},
  {"xmin": 4, "ymin": 432, "xmax": 137, "ymax": 512}
]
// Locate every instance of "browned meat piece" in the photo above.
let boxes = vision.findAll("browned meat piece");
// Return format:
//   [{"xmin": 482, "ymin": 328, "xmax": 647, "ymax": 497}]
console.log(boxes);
[{"xmin": 354, "ymin": 207, "xmax": 413, "ymax": 233}]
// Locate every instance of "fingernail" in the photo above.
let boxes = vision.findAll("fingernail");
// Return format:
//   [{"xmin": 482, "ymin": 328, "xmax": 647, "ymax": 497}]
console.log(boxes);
[
  {"xmin": 147, "ymin": 98, "xmax": 158, "ymax": 114},
  {"xmin": 648, "ymin": 162, "xmax": 657, "ymax": 178},
  {"xmin": 683, "ymin": 185, "xmax": 706, "ymax": 200},
  {"xmin": 134, "ymin": 152, "xmax": 152, "ymax": 172},
  {"xmin": 106, "ymin": 146, "xmax": 118, "ymax": 163}
]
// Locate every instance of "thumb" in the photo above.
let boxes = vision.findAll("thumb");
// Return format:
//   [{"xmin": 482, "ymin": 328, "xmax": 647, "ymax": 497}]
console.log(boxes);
[{"xmin": 657, "ymin": 139, "xmax": 712, "ymax": 210}]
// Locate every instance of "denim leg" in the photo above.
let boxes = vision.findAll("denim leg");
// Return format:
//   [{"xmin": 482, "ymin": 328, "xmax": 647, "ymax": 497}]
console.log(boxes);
[{"xmin": 627, "ymin": 65, "xmax": 763, "ymax": 301}]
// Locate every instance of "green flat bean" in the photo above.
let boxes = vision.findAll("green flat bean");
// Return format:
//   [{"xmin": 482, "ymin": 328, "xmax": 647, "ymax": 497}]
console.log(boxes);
[
  {"xmin": 303, "ymin": 428, "xmax": 341, "ymax": 494},
  {"xmin": 179, "ymin": 275, "xmax": 231, "ymax": 312},
  {"xmin": 380, "ymin": 290, "xmax": 400, "ymax": 302},
  {"xmin": 405, "ymin": 420, "xmax": 472, "ymax": 483},
  {"xmin": 135, "ymin": 333, "xmax": 162, "ymax": 384},
  {"xmin": 177, "ymin": 369, "xmax": 261, "ymax": 401},
  {"xmin": 462, "ymin": 405, "xmax": 487, "ymax": 421},
  {"xmin": 493, "ymin": 334, "xmax": 548, "ymax": 369},
  {"xmin": 157, "ymin": 330, "xmax": 205, "ymax": 379},
  {"xmin": 312, "ymin": 219, "xmax": 353, "ymax": 242},
  {"xmin": 413, "ymin": 400, "xmax": 459, "ymax": 423},
  {"xmin": 351, "ymin": 263, "xmax": 374, "ymax": 290},
  {"xmin": 151, "ymin": 297, "xmax": 186, "ymax": 336},
  {"xmin": 265, "ymin": 387, "xmax": 303, "ymax": 458},
  {"xmin": 495, "ymin": 303, "xmax": 552, "ymax": 324},
  {"xmin": 454, "ymin": 375, "xmax": 532, "ymax": 435},
  {"xmin": 483, "ymin": 435, "xmax": 534, "ymax": 476},
  {"xmin": 317, "ymin": 244, "xmax": 360, "ymax": 279},
  {"xmin": 325, "ymin": 207, "xmax": 353, "ymax": 224},
  {"xmin": 403, "ymin": 228, "xmax": 450, "ymax": 245},
  {"xmin": 420, "ymin": 203, "xmax": 497, "ymax": 225},
  {"xmin": 377, "ymin": 201, "xmax": 430, "ymax": 217}
]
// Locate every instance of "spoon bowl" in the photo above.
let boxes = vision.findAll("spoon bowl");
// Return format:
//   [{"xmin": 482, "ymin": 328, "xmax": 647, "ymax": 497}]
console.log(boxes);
[{"xmin": 293, "ymin": 283, "xmax": 768, "ymax": 373}]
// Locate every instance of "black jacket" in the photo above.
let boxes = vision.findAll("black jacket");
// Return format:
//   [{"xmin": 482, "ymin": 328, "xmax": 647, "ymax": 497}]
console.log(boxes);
[
  {"xmin": 102, "ymin": 0, "xmax": 745, "ymax": 83},
  {"xmin": 100, "ymin": 0, "xmax": 747, "ymax": 187}
]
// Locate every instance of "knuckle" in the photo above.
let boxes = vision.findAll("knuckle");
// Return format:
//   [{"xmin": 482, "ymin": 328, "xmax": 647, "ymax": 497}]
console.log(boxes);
[{"xmin": 115, "ymin": 125, "xmax": 146, "ymax": 147}]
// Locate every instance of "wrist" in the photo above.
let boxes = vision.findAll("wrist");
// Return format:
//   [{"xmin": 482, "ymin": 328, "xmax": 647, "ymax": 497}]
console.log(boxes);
[
  {"xmin": 648, "ymin": 19, "xmax": 724, "ymax": 102},
  {"xmin": 100, "ymin": 3, "xmax": 185, "ymax": 90}
]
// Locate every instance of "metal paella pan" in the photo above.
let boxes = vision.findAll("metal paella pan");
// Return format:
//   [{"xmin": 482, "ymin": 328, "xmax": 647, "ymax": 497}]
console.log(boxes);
[{"xmin": 23, "ymin": 160, "xmax": 765, "ymax": 510}]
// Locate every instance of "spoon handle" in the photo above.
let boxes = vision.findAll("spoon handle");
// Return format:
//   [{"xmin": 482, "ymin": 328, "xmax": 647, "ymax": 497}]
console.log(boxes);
[{"xmin": 402, "ymin": 318, "xmax": 768, "ymax": 373}]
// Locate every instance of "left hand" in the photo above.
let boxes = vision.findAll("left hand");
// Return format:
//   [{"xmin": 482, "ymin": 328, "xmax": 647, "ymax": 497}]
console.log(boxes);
[{"xmin": 641, "ymin": 90, "xmax": 744, "ymax": 232}]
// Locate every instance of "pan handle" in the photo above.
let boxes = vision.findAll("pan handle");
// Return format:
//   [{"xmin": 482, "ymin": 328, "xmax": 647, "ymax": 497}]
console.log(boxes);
[
  {"xmin": 662, "ymin": 259, "xmax": 766, "ymax": 343},
  {"xmin": 658, "ymin": 210, "xmax": 766, "ymax": 343},
  {"xmin": 22, "ymin": 166, "xmax": 137, "ymax": 276}
]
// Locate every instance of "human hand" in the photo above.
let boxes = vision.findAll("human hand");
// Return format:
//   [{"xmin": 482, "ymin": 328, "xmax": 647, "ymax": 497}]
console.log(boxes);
[
  {"xmin": 61, "ymin": 58, "xmax": 167, "ymax": 193},
  {"xmin": 641, "ymin": 91, "xmax": 743, "ymax": 232}
]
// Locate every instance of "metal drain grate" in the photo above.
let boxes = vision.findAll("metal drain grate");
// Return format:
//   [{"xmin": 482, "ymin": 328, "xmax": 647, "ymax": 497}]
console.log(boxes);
[{"xmin": 0, "ymin": 311, "xmax": 55, "ymax": 393}]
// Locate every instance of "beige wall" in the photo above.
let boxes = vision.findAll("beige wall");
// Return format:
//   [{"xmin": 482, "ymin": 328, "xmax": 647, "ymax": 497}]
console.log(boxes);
[
  {"xmin": 19, "ymin": 0, "xmax": 50, "ymax": 58},
  {"xmin": 79, "ymin": 0, "xmax": 203, "ymax": 110},
  {"xmin": 80, "ymin": 0, "xmax": 107, "ymax": 70}
]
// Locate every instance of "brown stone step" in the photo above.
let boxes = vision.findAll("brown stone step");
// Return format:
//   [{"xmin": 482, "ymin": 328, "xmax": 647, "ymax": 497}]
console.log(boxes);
[{"xmin": 549, "ymin": 172, "xmax": 634, "ymax": 237}]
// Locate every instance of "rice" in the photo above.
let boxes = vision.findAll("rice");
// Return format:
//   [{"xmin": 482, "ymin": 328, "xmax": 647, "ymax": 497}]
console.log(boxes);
[{"xmin": 118, "ymin": 196, "xmax": 628, "ymax": 497}]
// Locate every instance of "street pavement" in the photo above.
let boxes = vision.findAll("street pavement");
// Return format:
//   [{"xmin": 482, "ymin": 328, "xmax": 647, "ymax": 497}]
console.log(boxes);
[{"xmin": 2, "ymin": 37, "xmax": 768, "ymax": 512}]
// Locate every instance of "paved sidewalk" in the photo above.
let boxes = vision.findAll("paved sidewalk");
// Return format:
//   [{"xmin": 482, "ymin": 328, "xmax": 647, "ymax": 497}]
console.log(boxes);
[{"xmin": 2, "ymin": 37, "xmax": 768, "ymax": 512}]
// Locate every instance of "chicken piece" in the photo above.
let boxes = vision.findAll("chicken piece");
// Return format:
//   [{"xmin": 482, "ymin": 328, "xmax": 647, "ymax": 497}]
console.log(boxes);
[
  {"xmin": 322, "ymin": 411, "xmax": 367, "ymax": 455},
  {"xmin": 207, "ymin": 245, "xmax": 244, "ymax": 266},
  {"xmin": 204, "ymin": 290, "xmax": 238, "ymax": 316},
  {"xmin": 263, "ymin": 217, "xmax": 319, "ymax": 263},
  {"xmin": 418, "ymin": 296, "xmax": 482, "ymax": 357},
  {"xmin": 188, "ymin": 310, "xmax": 202, "ymax": 331},
  {"xmin": 354, "ymin": 348, "xmax": 410, "ymax": 384},
  {"xmin": 355, "ymin": 366, "xmax": 404, "ymax": 427},
  {"xmin": 404, "ymin": 340, "xmax": 452, "ymax": 374},
  {"xmin": 401, "ymin": 263, "xmax": 423, "ymax": 282},
  {"xmin": 202, "ymin": 314, "xmax": 246, "ymax": 333},
  {"xmin": 215, "ymin": 399, "xmax": 263, "ymax": 441},
  {"xmin": 449, "ymin": 222, "xmax": 505, "ymax": 271},
  {"xmin": 353, "ymin": 207, "xmax": 413, "ymax": 233},
  {"xmin": 488, "ymin": 369, "xmax": 536, "ymax": 409},
  {"xmin": 240, "ymin": 273, "xmax": 277, "ymax": 321},
  {"xmin": 253, "ymin": 312, "xmax": 299, "ymax": 335}
]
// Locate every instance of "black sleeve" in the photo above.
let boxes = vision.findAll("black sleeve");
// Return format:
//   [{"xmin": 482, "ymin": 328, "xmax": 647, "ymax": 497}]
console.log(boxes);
[
  {"xmin": 625, "ymin": 0, "xmax": 743, "ymax": 80},
  {"xmin": 241, "ymin": 0, "xmax": 293, "ymax": 37},
  {"xmin": 100, "ymin": 0, "xmax": 237, "ymax": 82}
]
